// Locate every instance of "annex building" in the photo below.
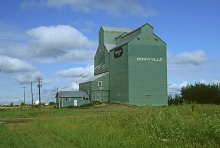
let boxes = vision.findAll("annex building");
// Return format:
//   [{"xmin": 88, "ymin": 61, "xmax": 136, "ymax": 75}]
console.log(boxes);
[
  {"xmin": 56, "ymin": 23, "xmax": 167, "ymax": 107},
  {"xmin": 79, "ymin": 23, "xmax": 168, "ymax": 106}
]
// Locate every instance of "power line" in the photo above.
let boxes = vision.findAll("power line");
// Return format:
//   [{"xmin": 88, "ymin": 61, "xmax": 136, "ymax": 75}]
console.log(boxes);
[
  {"xmin": 0, "ymin": 86, "xmax": 23, "ymax": 93},
  {"xmin": 53, "ymin": 63, "xmax": 102, "ymax": 94}
]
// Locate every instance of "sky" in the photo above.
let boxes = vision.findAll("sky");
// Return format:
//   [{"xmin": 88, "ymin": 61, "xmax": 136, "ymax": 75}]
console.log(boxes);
[{"xmin": 0, "ymin": 0, "xmax": 220, "ymax": 105}]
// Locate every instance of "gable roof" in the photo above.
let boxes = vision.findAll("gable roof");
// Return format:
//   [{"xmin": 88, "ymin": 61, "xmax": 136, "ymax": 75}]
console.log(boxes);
[
  {"xmin": 80, "ymin": 72, "xmax": 109, "ymax": 84},
  {"xmin": 110, "ymin": 34, "xmax": 140, "ymax": 51},
  {"xmin": 101, "ymin": 26, "xmax": 134, "ymax": 32},
  {"xmin": 56, "ymin": 91, "xmax": 88, "ymax": 98},
  {"xmin": 110, "ymin": 23, "xmax": 166, "ymax": 51},
  {"xmin": 104, "ymin": 44, "xmax": 116, "ymax": 52}
]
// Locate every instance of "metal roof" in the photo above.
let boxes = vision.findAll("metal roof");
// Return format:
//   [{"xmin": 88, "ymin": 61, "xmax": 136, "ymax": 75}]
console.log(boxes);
[
  {"xmin": 80, "ymin": 72, "xmax": 109, "ymax": 83},
  {"xmin": 101, "ymin": 26, "xmax": 134, "ymax": 32},
  {"xmin": 57, "ymin": 91, "xmax": 89, "ymax": 98},
  {"xmin": 110, "ymin": 34, "xmax": 140, "ymax": 51},
  {"xmin": 104, "ymin": 44, "xmax": 116, "ymax": 52}
]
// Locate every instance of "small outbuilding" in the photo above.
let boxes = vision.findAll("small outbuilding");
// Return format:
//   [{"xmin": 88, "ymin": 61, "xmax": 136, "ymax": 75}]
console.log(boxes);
[{"xmin": 56, "ymin": 91, "xmax": 89, "ymax": 108}]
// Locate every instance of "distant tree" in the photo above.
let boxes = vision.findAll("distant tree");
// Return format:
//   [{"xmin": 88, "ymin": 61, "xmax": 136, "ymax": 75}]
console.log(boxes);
[
  {"xmin": 49, "ymin": 102, "xmax": 56, "ymax": 105},
  {"xmin": 10, "ymin": 102, "xmax": 13, "ymax": 106},
  {"xmin": 20, "ymin": 102, "xmax": 25, "ymax": 106},
  {"xmin": 181, "ymin": 82, "xmax": 220, "ymax": 104},
  {"xmin": 168, "ymin": 94, "xmax": 183, "ymax": 105}
]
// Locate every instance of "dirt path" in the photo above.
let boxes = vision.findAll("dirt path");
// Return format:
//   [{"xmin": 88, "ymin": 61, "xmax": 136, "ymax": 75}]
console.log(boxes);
[
  {"xmin": 0, "ymin": 103, "xmax": 137, "ymax": 124},
  {"xmin": 80, "ymin": 103, "xmax": 136, "ymax": 112}
]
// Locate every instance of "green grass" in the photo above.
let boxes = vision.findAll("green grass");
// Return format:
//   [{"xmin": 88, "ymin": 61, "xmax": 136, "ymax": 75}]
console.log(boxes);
[
  {"xmin": 0, "ymin": 104, "xmax": 220, "ymax": 148},
  {"xmin": 0, "ymin": 106, "xmax": 83, "ymax": 119}
]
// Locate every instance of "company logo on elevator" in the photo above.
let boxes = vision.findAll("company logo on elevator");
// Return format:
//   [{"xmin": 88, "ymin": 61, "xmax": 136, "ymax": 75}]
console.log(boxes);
[
  {"xmin": 137, "ymin": 57, "xmax": 163, "ymax": 61},
  {"xmin": 114, "ymin": 47, "xmax": 123, "ymax": 58}
]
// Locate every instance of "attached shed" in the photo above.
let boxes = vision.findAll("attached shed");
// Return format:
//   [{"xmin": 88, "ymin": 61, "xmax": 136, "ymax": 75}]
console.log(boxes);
[
  {"xmin": 56, "ymin": 91, "xmax": 89, "ymax": 108},
  {"xmin": 79, "ymin": 72, "xmax": 109, "ymax": 103}
]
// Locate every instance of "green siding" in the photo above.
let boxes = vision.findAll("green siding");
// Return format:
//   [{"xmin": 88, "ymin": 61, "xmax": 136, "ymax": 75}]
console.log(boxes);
[
  {"xmin": 109, "ymin": 24, "xmax": 167, "ymax": 106},
  {"xmin": 94, "ymin": 47, "xmax": 109, "ymax": 75},
  {"xmin": 59, "ymin": 97, "xmax": 89, "ymax": 107},
  {"xmin": 91, "ymin": 73, "xmax": 109, "ymax": 102},
  {"xmin": 83, "ymin": 23, "xmax": 167, "ymax": 106},
  {"xmin": 93, "ymin": 91, "xmax": 109, "ymax": 102},
  {"xmin": 95, "ymin": 28, "xmax": 126, "ymax": 75},
  {"xmin": 103, "ymin": 30, "xmax": 125, "ymax": 44},
  {"xmin": 79, "ymin": 82, "xmax": 91, "ymax": 102},
  {"xmin": 79, "ymin": 73, "xmax": 109, "ymax": 102},
  {"xmin": 121, "ymin": 30, "xmax": 141, "ymax": 42},
  {"xmin": 109, "ymin": 45, "xmax": 129, "ymax": 103},
  {"xmin": 128, "ymin": 45, "xmax": 167, "ymax": 106}
]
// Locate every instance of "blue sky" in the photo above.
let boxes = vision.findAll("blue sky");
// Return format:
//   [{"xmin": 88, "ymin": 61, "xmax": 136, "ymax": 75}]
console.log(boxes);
[{"xmin": 0, "ymin": 0, "xmax": 220, "ymax": 105}]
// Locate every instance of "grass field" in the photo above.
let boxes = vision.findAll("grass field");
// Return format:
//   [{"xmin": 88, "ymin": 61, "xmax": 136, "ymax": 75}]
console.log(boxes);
[{"xmin": 0, "ymin": 103, "xmax": 220, "ymax": 148}]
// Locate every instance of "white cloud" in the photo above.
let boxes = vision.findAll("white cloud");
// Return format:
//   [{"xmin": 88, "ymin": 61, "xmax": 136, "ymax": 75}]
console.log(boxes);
[
  {"xmin": 55, "ymin": 65, "xmax": 94, "ymax": 78},
  {"xmin": 27, "ymin": 25, "xmax": 96, "ymax": 50},
  {"xmin": 213, "ymin": 79, "xmax": 220, "ymax": 84},
  {"xmin": 0, "ymin": 55, "xmax": 36, "ymax": 73},
  {"xmin": 0, "ymin": 96, "xmax": 22, "ymax": 105},
  {"xmin": 0, "ymin": 23, "xmax": 96, "ymax": 63},
  {"xmin": 21, "ymin": 0, "xmax": 158, "ymax": 17},
  {"xmin": 0, "ymin": 43, "xmax": 30, "ymax": 59},
  {"xmin": 13, "ymin": 72, "xmax": 43, "ymax": 84},
  {"xmin": 73, "ymin": 20, "xmax": 96, "ymax": 33},
  {"xmin": 71, "ymin": 83, "xmax": 79, "ymax": 91},
  {"xmin": 54, "ymin": 65, "xmax": 94, "ymax": 93},
  {"xmin": 170, "ymin": 50, "xmax": 207, "ymax": 65},
  {"xmin": 20, "ymin": 0, "xmax": 46, "ymax": 8},
  {"xmin": 168, "ymin": 81, "xmax": 190, "ymax": 95},
  {"xmin": 56, "ymin": 50, "xmax": 95, "ymax": 63},
  {"xmin": 26, "ymin": 25, "xmax": 97, "ymax": 62},
  {"xmin": 0, "ymin": 21, "xmax": 27, "ymax": 42}
]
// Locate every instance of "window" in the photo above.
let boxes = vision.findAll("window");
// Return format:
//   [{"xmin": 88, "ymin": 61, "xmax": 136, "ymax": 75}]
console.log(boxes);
[
  {"xmin": 66, "ymin": 98, "xmax": 71, "ymax": 101},
  {"xmin": 83, "ymin": 97, "xmax": 88, "ymax": 100},
  {"xmin": 98, "ymin": 81, "xmax": 102, "ymax": 86},
  {"xmin": 146, "ymin": 95, "xmax": 152, "ymax": 99}
]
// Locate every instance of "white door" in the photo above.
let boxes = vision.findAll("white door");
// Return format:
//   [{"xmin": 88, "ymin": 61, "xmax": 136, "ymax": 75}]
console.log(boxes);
[{"xmin": 74, "ymin": 100, "xmax": 77, "ymax": 106}]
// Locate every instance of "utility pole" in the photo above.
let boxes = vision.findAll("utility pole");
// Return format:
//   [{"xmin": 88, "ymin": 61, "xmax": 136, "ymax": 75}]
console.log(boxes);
[
  {"xmin": 22, "ymin": 87, "xmax": 26, "ymax": 106},
  {"xmin": 30, "ymin": 81, "xmax": 34, "ymax": 108},
  {"xmin": 36, "ymin": 78, "xmax": 42, "ymax": 107}
]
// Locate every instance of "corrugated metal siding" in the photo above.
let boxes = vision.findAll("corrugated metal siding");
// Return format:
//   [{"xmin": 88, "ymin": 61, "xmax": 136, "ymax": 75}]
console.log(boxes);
[
  {"xmin": 91, "ymin": 72, "xmax": 109, "ymax": 102},
  {"xmin": 60, "ymin": 97, "xmax": 89, "ymax": 107},
  {"xmin": 109, "ymin": 44, "xmax": 129, "ymax": 103},
  {"xmin": 79, "ymin": 82, "xmax": 91, "ymax": 99},
  {"xmin": 127, "ymin": 25, "xmax": 167, "ymax": 106},
  {"xmin": 128, "ymin": 45, "xmax": 167, "ymax": 106},
  {"xmin": 94, "ymin": 47, "xmax": 109, "ymax": 75},
  {"xmin": 94, "ymin": 23, "xmax": 167, "ymax": 106},
  {"xmin": 109, "ymin": 23, "xmax": 167, "ymax": 106},
  {"xmin": 79, "ymin": 73, "xmax": 109, "ymax": 102}
]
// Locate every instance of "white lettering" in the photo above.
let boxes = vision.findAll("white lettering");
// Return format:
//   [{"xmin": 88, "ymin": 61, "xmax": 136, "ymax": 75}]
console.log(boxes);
[{"xmin": 137, "ymin": 57, "xmax": 163, "ymax": 61}]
